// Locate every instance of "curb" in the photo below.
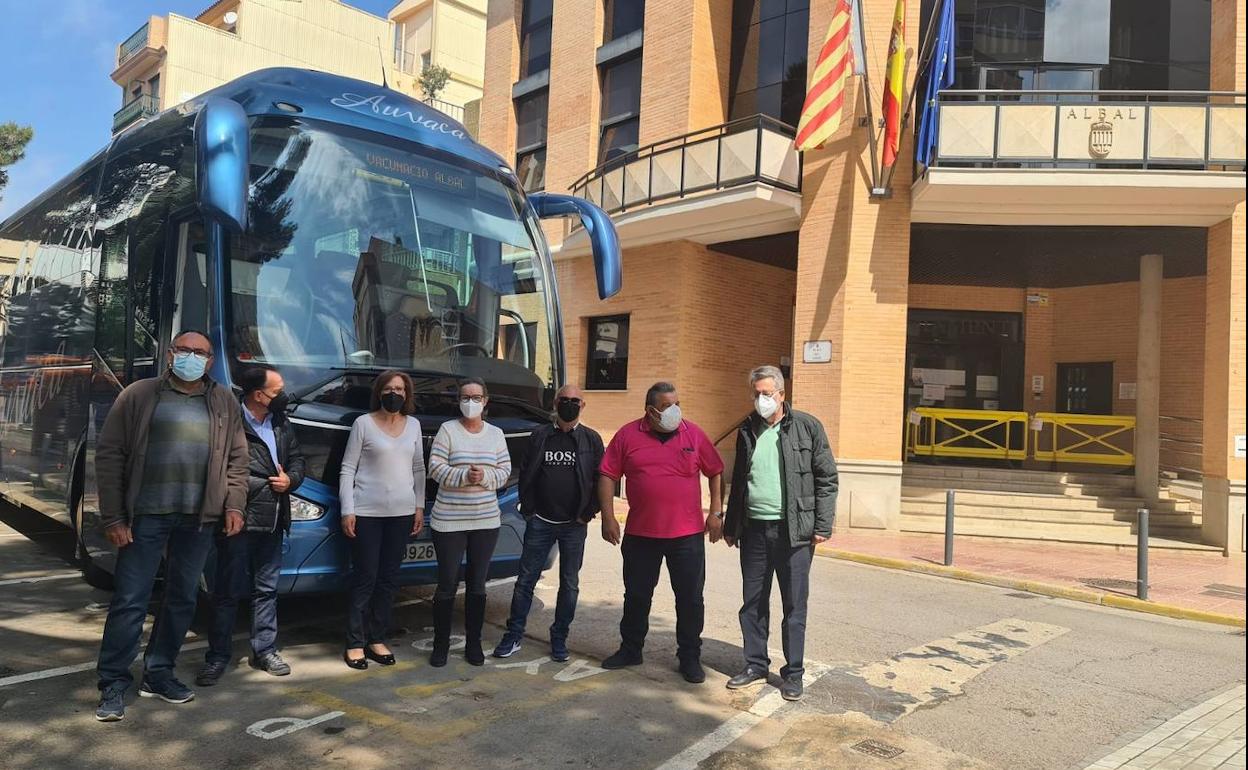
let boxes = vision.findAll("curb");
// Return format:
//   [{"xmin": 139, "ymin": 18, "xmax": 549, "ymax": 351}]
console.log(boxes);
[{"xmin": 816, "ymin": 546, "xmax": 1247, "ymax": 629}]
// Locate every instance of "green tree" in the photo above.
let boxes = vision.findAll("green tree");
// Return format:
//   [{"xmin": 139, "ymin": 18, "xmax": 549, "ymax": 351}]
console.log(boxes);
[
  {"xmin": 419, "ymin": 64, "xmax": 451, "ymax": 101},
  {"xmin": 0, "ymin": 122, "xmax": 35, "ymax": 203}
]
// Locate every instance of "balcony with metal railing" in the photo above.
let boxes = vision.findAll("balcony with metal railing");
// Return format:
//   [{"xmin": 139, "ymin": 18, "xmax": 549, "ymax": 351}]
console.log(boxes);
[
  {"xmin": 560, "ymin": 114, "xmax": 803, "ymax": 256},
  {"xmin": 112, "ymin": 94, "xmax": 161, "ymax": 134},
  {"xmin": 112, "ymin": 16, "xmax": 166, "ymax": 80},
  {"xmin": 912, "ymin": 90, "xmax": 1246, "ymax": 227}
]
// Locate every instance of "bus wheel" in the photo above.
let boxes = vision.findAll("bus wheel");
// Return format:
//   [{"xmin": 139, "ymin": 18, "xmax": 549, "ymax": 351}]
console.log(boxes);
[{"xmin": 73, "ymin": 496, "xmax": 114, "ymax": 591}]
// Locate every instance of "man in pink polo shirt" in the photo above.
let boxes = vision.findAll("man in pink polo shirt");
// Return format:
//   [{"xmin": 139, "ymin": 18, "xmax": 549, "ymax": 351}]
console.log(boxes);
[{"xmin": 598, "ymin": 382, "xmax": 724, "ymax": 684}]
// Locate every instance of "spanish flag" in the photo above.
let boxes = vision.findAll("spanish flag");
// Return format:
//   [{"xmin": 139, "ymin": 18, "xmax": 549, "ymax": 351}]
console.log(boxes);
[
  {"xmin": 881, "ymin": 0, "xmax": 906, "ymax": 168},
  {"xmin": 794, "ymin": 0, "xmax": 855, "ymax": 151}
]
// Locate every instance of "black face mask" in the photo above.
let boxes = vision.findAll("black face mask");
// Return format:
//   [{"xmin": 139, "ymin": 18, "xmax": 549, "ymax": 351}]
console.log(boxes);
[
  {"xmin": 380, "ymin": 392, "xmax": 405, "ymax": 414},
  {"xmin": 267, "ymin": 391, "xmax": 290, "ymax": 416},
  {"xmin": 556, "ymin": 399, "xmax": 581, "ymax": 423}
]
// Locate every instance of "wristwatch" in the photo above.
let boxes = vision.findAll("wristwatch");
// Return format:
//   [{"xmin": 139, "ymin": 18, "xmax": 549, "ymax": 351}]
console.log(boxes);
[{"xmin": 712, "ymin": 511, "xmax": 724, "ymax": 520}]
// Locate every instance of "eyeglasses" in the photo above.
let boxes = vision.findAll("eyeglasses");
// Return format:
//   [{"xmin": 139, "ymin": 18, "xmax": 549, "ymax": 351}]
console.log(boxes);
[
  {"xmin": 460, "ymin": 395, "xmax": 486, "ymax": 404},
  {"xmin": 172, "ymin": 346, "xmax": 211, "ymax": 360},
  {"xmin": 557, "ymin": 397, "xmax": 583, "ymax": 406}
]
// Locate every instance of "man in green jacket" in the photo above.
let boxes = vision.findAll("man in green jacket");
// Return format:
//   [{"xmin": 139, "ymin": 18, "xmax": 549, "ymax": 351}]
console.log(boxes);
[
  {"xmin": 94, "ymin": 330, "xmax": 249, "ymax": 723},
  {"xmin": 720, "ymin": 365, "xmax": 838, "ymax": 702}
]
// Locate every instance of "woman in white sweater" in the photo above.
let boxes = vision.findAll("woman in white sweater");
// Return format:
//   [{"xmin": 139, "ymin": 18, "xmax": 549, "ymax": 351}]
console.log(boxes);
[
  {"xmin": 426, "ymin": 377, "xmax": 511, "ymax": 667},
  {"xmin": 338, "ymin": 371, "xmax": 425, "ymax": 670}
]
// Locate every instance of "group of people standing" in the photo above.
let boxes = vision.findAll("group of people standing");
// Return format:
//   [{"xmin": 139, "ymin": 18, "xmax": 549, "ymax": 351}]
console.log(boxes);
[{"xmin": 91, "ymin": 330, "xmax": 838, "ymax": 724}]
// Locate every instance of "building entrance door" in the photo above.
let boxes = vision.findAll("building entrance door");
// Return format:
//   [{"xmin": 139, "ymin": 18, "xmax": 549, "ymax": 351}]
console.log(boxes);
[
  {"xmin": 905, "ymin": 309, "xmax": 1025, "ymax": 413},
  {"xmin": 1056, "ymin": 362, "xmax": 1114, "ymax": 414}
]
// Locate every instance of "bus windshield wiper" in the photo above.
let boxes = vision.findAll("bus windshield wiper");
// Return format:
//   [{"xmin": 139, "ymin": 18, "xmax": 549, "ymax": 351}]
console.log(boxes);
[{"xmin": 291, "ymin": 365, "xmax": 460, "ymax": 404}]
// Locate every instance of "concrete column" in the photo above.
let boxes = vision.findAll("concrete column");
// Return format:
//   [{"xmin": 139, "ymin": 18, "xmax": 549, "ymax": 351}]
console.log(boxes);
[{"xmin": 1134, "ymin": 254, "xmax": 1162, "ymax": 503}]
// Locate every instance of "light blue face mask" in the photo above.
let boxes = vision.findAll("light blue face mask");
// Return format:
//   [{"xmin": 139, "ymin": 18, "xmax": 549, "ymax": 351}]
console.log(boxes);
[{"xmin": 171, "ymin": 351, "xmax": 208, "ymax": 382}]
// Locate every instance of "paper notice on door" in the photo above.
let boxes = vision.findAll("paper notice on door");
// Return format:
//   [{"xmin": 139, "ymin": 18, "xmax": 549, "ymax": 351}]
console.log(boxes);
[
  {"xmin": 912, "ymin": 368, "xmax": 965, "ymax": 387},
  {"xmin": 1119, "ymin": 382, "xmax": 1137, "ymax": 400},
  {"xmin": 922, "ymin": 384, "xmax": 946, "ymax": 401},
  {"xmin": 976, "ymin": 375, "xmax": 999, "ymax": 393}
]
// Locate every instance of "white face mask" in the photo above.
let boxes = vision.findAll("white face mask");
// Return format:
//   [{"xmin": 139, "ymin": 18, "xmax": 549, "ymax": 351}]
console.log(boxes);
[
  {"xmin": 655, "ymin": 403, "xmax": 682, "ymax": 433},
  {"xmin": 756, "ymin": 394, "xmax": 779, "ymax": 419},
  {"xmin": 460, "ymin": 399, "xmax": 484, "ymax": 419}
]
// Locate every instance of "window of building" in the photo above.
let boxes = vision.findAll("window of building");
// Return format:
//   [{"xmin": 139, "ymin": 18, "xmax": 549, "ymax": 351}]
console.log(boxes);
[
  {"xmin": 598, "ymin": 55, "xmax": 642, "ymax": 163},
  {"xmin": 515, "ymin": 89, "xmax": 549, "ymax": 191},
  {"xmin": 421, "ymin": 51, "xmax": 432, "ymax": 71},
  {"xmin": 603, "ymin": 0, "xmax": 644, "ymax": 42},
  {"xmin": 520, "ymin": 0, "xmax": 554, "ymax": 78},
  {"xmin": 727, "ymin": 0, "xmax": 809, "ymax": 127},
  {"xmin": 926, "ymin": 0, "xmax": 1211, "ymax": 93},
  {"xmin": 586, "ymin": 315, "xmax": 630, "ymax": 389}
]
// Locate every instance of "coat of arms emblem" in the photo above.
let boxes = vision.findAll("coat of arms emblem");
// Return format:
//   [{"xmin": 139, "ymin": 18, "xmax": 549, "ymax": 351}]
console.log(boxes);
[{"xmin": 1088, "ymin": 119, "xmax": 1114, "ymax": 158}]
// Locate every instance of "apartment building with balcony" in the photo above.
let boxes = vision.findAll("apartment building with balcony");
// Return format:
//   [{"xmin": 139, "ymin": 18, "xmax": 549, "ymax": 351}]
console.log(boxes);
[
  {"xmin": 479, "ymin": 0, "xmax": 1246, "ymax": 555},
  {"xmin": 389, "ymin": 0, "xmax": 487, "ymax": 119},
  {"xmin": 110, "ymin": 0, "xmax": 485, "ymax": 136}
]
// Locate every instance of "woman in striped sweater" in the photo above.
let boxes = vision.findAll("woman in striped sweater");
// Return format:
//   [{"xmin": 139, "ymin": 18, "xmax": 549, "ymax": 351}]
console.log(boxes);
[{"xmin": 427, "ymin": 377, "xmax": 511, "ymax": 667}]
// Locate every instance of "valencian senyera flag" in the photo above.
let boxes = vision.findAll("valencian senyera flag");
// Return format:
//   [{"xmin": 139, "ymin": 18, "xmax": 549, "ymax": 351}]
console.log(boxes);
[
  {"xmin": 794, "ymin": 0, "xmax": 856, "ymax": 151},
  {"xmin": 916, "ymin": 0, "xmax": 956, "ymax": 168},
  {"xmin": 881, "ymin": 0, "xmax": 907, "ymax": 168}
]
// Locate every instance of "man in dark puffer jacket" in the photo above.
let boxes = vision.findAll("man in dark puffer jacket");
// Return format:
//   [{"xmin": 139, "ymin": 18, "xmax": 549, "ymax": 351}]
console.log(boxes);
[{"xmin": 198, "ymin": 365, "xmax": 306, "ymax": 686}]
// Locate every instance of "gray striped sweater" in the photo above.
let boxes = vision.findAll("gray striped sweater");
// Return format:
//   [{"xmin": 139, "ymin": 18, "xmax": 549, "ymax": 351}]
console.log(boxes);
[{"xmin": 428, "ymin": 419, "xmax": 511, "ymax": 532}]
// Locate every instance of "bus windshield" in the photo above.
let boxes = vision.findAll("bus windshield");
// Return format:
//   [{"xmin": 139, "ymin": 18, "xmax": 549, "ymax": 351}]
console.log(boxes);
[{"xmin": 228, "ymin": 119, "xmax": 558, "ymax": 407}]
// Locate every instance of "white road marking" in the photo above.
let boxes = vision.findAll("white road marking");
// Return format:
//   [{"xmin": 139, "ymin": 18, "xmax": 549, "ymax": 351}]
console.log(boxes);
[
  {"xmin": 1084, "ymin": 684, "xmax": 1246, "ymax": 769},
  {"xmin": 494, "ymin": 655, "xmax": 553, "ymax": 675},
  {"xmin": 246, "ymin": 711, "xmax": 345, "ymax": 740},
  {"xmin": 0, "ymin": 576, "xmax": 519, "ymax": 688},
  {"xmin": 0, "ymin": 572, "xmax": 81, "ymax": 587},
  {"xmin": 655, "ymin": 661, "xmax": 831, "ymax": 770}
]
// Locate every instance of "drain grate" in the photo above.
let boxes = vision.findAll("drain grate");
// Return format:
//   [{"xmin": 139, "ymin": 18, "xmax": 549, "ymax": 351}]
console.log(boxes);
[
  {"xmin": 1081, "ymin": 577, "xmax": 1140, "ymax": 592},
  {"xmin": 851, "ymin": 739, "xmax": 905, "ymax": 759},
  {"xmin": 1202, "ymin": 583, "xmax": 1246, "ymax": 600},
  {"xmin": 1004, "ymin": 592, "xmax": 1039, "ymax": 599}
]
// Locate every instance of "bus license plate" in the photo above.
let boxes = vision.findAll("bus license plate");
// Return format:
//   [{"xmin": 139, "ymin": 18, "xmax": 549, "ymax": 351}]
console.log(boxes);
[{"xmin": 403, "ymin": 542, "xmax": 436, "ymax": 563}]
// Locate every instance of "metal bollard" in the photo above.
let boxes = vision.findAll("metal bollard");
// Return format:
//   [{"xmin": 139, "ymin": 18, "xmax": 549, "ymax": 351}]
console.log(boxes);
[
  {"xmin": 1137, "ymin": 508, "xmax": 1150, "ymax": 601},
  {"xmin": 944, "ymin": 490, "xmax": 955, "ymax": 566}
]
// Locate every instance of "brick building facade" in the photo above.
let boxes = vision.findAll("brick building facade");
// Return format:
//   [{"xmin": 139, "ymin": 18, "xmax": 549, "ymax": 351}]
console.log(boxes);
[{"xmin": 480, "ymin": 0, "xmax": 1246, "ymax": 554}]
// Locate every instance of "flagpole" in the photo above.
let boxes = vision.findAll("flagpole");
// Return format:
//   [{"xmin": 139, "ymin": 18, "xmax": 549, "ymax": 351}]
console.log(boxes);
[
  {"xmin": 881, "ymin": 0, "xmax": 948, "ymax": 191},
  {"xmin": 855, "ymin": 0, "xmax": 884, "ymax": 195}
]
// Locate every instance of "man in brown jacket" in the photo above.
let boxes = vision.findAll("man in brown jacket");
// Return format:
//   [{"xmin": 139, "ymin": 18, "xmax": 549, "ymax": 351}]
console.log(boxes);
[{"xmin": 94, "ymin": 330, "xmax": 249, "ymax": 723}]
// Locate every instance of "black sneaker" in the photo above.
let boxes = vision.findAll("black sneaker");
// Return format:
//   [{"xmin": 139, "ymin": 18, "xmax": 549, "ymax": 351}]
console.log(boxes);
[
  {"xmin": 492, "ymin": 633, "xmax": 523, "ymax": 658},
  {"xmin": 95, "ymin": 687, "xmax": 125, "ymax": 722},
  {"xmin": 549, "ymin": 637, "xmax": 570, "ymax": 663},
  {"xmin": 678, "ymin": 658, "xmax": 705, "ymax": 684},
  {"xmin": 251, "ymin": 651, "xmax": 291, "ymax": 676},
  {"xmin": 780, "ymin": 675, "xmax": 803, "ymax": 701},
  {"xmin": 601, "ymin": 649, "xmax": 643, "ymax": 670},
  {"xmin": 139, "ymin": 677, "xmax": 195, "ymax": 704},
  {"xmin": 726, "ymin": 667, "xmax": 769, "ymax": 690},
  {"xmin": 195, "ymin": 660, "xmax": 227, "ymax": 687}
]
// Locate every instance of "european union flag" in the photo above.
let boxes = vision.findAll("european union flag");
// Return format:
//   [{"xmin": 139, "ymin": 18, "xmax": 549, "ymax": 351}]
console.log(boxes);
[{"xmin": 916, "ymin": 0, "xmax": 956, "ymax": 169}]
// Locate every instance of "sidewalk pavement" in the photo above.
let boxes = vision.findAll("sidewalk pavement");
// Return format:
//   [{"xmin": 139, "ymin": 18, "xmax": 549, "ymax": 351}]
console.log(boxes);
[{"xmin": 824, "ymin": 529, "xmax": 1246, "ymax": 621}]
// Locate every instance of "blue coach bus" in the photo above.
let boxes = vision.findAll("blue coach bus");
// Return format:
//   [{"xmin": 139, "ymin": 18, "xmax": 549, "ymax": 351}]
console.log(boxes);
[{"xmin": 0, "ymin": 68, "xmax": 620, "ymax": 593}]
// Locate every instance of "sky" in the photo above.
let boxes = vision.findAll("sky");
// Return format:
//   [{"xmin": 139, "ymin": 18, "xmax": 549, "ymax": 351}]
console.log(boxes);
[{"xmin": 0, "ymin": 0, "xmax": 397, "ymax": 221}]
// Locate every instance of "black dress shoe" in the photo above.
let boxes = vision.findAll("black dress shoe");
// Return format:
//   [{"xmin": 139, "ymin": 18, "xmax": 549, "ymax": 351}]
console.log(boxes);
[
  {"xmin": 195, "ymin": 661, "xmax": 227, "ymax": 687},
  {"xmin": 780, "ymin": 675, "xmax": 803, "ymax": 701},
  {"xmin": 601, "ymin": 649, "xmax": 644, "ymax": 669},
  {"xmin": 343, "ymin": 650, "xmax": 368, "ymax": 670},
  {"xmin": 726, "ymin": 667, "xmax": 768, "ymax": 690},
  {"xmin": 678, "ymin": 658, "xmax": 705, "ymax": 684},
  {"xmin": 364, "ymin": 646, "xmax": 396, "ymax": 666}
]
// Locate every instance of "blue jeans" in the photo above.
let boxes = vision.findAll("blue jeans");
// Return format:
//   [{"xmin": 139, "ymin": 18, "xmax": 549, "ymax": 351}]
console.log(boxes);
[
  {"xmin": 206, "ymin": 530, "xmax": 283, "ymax": 664},
  {"xmin": 504, "ymin": 518, "xmax": 587, "ymax": 640},
  {"xmin": 96, "ymin": 514, "xmax": 215, "ymax": 692}
]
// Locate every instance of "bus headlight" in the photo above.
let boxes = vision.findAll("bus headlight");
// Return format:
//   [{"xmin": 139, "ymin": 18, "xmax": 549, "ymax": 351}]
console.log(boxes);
[{"xmin": 290, "ymin": 496, "xmax": 326, "ymax": 521}]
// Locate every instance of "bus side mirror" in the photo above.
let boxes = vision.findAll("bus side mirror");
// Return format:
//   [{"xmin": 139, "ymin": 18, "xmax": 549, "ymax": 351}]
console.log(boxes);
[
  {"xmin": 529, "ymin": 192, "xmax": 621, "ymax": 300},
  {"xmin": 195, "ymin": 97, "xmax": 249, "ymax": 233}
]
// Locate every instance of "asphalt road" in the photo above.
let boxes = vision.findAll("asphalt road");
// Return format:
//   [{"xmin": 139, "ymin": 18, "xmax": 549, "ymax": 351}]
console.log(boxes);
[{"xmin": 0, "ymin": 501, "xmax": 1243, "ymax": 770}]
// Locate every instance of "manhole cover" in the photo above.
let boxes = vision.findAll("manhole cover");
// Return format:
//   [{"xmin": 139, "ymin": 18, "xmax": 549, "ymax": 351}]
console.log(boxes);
[
  {"xmin": 1081, "ymin": 578, "xmax": 1139, "ymax": 592},
  {"xmin": 851, "ymin": 739, "xmax": 905, "ymax": 759},
  {"xmin": 1004, "ymin": 592, "xmax": 1038, "ymax": 599}
]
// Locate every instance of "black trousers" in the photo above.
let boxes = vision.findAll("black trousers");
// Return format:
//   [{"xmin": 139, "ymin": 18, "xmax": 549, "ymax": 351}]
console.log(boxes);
[
  {"xmin": 738, "ymin": 519, "xmax": 814, "ymax": 678},
  {"xmin": 619, "ymin": 533, "xmax": 705, "ymax": 661},
  {"xmin": 431, "ymin": 528, "xmax": 500, "ymax": 600},
  {"xmin": 346, "ymin": 515, "xmax": 413, "ymax": 649}
]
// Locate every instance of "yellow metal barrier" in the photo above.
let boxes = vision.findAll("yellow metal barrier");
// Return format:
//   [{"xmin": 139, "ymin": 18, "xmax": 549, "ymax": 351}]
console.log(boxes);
[
  {"xmin": 907, "ymin": 407, "xmax": 1030, "ymax": 461},
  {"xmin": 1032, "ymin": 412, "xmax": 1136, "ymax": 466}
]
